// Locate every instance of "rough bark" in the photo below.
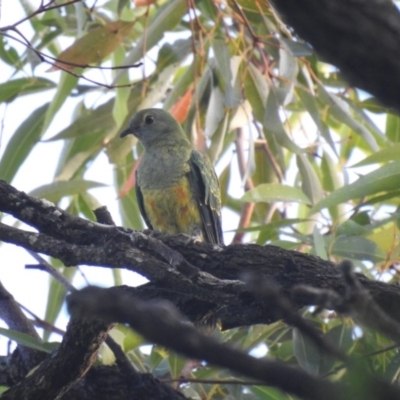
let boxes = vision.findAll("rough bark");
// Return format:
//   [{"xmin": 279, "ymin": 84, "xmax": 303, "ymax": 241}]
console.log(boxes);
[
  {"xmin": 2, "ymin": 178, "xmax": 400, "ymax": 399},
  {"xmin": 270, "ymin": 0, "xmax": 400, "ymax": 112}
]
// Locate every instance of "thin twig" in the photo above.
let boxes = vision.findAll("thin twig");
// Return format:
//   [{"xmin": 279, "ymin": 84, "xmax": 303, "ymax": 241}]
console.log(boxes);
[{"xmin": 25, "ymin": 250, "xmax": 76, "ymax": 292}]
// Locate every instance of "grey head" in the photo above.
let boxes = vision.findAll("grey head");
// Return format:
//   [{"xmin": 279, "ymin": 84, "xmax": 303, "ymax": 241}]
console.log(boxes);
[{"xmin": 120, "ymin": 108, "xmax": 188, "ymax": 149}]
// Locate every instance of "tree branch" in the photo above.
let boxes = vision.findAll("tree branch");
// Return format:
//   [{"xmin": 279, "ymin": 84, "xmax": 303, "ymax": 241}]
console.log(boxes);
[
  {"xmin": 67, "ymin": 285, "xmax": 400, "ymax": 400},
  {"xmin": 271, "ymin": 0, "xmax": 400, "ymax": 111},
  {"xmin": 1, "ymin": 180, "xmax": 400, "ymax": 330}
]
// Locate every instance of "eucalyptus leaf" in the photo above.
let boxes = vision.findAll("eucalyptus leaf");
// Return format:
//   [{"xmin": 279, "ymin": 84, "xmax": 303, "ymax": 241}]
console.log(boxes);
[
  {"xmin": 0, "ymin": 103, "xmax": 49, "ymax": 183},
  {"xmin": 241, "ymin": 183, "xmax": 311, "ymax": 204},
  {"xmin": 29, "ymin": 180, "xmax": 106, "ymax": 202},
  {"xmin": 0, "ymin": 327, "xmax": 51, "ymax": 353},
  {"xmin": 311, "ymin": 160, "xmax": 400, "ymax": 213}
]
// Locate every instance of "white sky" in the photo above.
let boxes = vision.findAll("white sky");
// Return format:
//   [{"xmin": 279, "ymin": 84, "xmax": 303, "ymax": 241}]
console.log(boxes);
[
  {"xmin": 0, "ymin": 1, "xmax": 148, "ymax": 348},
  {"xmin": 0, "ymin": 1, "xmax": 239, "ymax": 352}
]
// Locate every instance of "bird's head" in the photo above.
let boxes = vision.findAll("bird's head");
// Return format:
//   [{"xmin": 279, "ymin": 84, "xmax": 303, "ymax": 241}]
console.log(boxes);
[{"xmin": 120, "ymin": 108, "xmax": 187, "ymax": 149}]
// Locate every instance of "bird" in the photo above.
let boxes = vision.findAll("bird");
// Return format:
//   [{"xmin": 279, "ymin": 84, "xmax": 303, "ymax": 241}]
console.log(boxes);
[{"xmin": 120, "ymin": 108, "xmax": 223, "ymax": 245}]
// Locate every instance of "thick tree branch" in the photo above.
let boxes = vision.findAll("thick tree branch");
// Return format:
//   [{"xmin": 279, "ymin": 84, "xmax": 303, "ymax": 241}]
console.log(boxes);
[
  {"xmin": 2, "ymin": 181, "xmax": 400, "ymax": 398},
  {"xmin": 1, "ymin": 316, "xmax": 111, "ymax": 400},
  {"xmin": 270, "ymin": 0, "xmax": 400, "ymax": 111},
  {"xmin": 1, "ymin": 180, "xmax": 400, "ymax": 330},
  {"xmin": 0, "ymin": 281, "xmax": 45, "ymax": 373},
  {"xmin": 67, "ymin": 286, "xmax": 400, "ymax": 400}
]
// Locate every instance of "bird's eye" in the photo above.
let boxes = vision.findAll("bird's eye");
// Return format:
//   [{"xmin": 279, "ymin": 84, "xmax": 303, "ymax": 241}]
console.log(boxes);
[{"xmin": 145, "ymin": 115, "xmax": 154, "ymax": 125}]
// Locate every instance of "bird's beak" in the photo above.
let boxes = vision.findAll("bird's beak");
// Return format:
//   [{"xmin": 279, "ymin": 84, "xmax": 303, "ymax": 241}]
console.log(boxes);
[{"xmin": 120, "ymin": 127, "xmax": 135, "ymax": 138}]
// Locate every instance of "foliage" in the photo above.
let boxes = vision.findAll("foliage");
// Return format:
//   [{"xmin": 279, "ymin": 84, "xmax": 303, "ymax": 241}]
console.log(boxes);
[{"xmin": 1, "ymin": 0, "xmax": 400, "ymax": 398}]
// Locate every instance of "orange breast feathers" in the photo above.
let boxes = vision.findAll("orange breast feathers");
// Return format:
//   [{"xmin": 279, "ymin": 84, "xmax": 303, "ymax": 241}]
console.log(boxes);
[{"xmin": 141, "ymin": 177, "xmax": 202, "ymax": 238}]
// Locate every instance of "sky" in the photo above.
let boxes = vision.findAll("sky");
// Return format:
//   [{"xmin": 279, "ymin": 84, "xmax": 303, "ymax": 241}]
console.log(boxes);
[
  {"xmin": 0, "ymin": 1, "xmax": 240, "ymax": 352},
  {"xmin": 0, "ymin": 1, "xmax": 149, "ymax": 349}
]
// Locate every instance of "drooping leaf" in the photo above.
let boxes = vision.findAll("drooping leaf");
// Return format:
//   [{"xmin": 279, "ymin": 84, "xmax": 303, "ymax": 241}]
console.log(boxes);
[
  {"xmin": 115, "ymin": 0, "xmax": 187, "ymax": 81},
  {"xmin": 292, "ymin": 328, "xmax": 321, "ymax": 376},
  {"xmin": 311, "ymin": 160, "xmax": 400, "ymax": 213},
  {"xmin": 42, "ymin": 72, "xmax": 78, "ymax": 136},
  {"xmin": 0, "ymin": 77, "xmax": 55, "ymax": 103},
  {"xmin": 0, "ymin": 327, "xmax": 52, "ymax": 353},
  {"xmin": 0, "ymin": 103, "xmax": 49, "ymax": 183},
  {"xmin": 51, "ymin": 20, "xmax": 135, "ymax": 71},
  {"xmin": 29, "ymin": 180, "xmax": 106, "ymax": 202},
  {"xmin": 241, "ymin": 183, "xmax": 311, "ymax": 204},
  {"xmin": 332, "ymin": 235, "xmax": 386, "ymax": 262},
  {"xmin": 351, "ymin": 144, "xmax": 400, "ymax": 167},
  {"xmin": 296, "ymin": 154, "xmax": 323, "ymax": 205}
]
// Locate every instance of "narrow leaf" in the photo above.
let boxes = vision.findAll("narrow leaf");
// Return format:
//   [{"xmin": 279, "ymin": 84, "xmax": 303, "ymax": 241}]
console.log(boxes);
[
  {"xmin": 331, "ymin": 236, "xmax": 386, "ymax": 262},
  {"xmin": 0, "ymin": 327, "xmax": 51, "ymax": 353},
  {"xmin": 0, "ymin": 77, "xmax": 55, "ymax": 103},
  {"xmin": 0, "ymin": 103, "xmax": 49, "ymax": 183},
  {"xmin": 115, "ymin": 0, "xmax": 187, "ymax": 82},
  {"xmin": 311, "ymin": 160, "xmax": 400, "ymax": 213},
  {"xmin": 29, "ymin": 180, "xmax": 106, "ymax": 202},
  {"xmin": 351, "ymin": 144, "xmax": 400, "ymax": 167},
  {"xmin": 52, "ymin": 20, "xmax": 134, "ymax": 71},
  {"xmin": 241, "ymin": 183, "xmax": 311, "ymax": 204}
]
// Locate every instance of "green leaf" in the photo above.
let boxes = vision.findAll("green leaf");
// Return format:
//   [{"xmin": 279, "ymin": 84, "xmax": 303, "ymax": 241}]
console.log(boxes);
[
  {"xmin": 313, "ymin": 226, "xmax": 328, "ymax": 260},
  {"xmin": 280, "ymin": 38, "xmax": 313, "ymax": 57},
  {"xmin": 264, "ymin": 90, "xmax": 301, "ymax": 153},
  {"xmin": 351, "ymin": 144, "xmax": 400, "ymax": 167},
  {"xmin": 48, "ymin": 99, "xmax": 115, "ymax": 141},
  {"xmin": 325, "ymin": 324, "xmax": 354, "ymax": 354},
  {"xmin": 0, "ymin": 103, "xmax": 49, "ymax": 183},
  {"xmin": 150, "ymin": 346, "xmax": 169, "ymax": 372},
  {"xmin": 311, "ymin": 160, "xmax": 400, "ymax": 213},
  {"xmin": 56, "ymin": 149, "xmax": 100, "ymax": 181},
  {"xmin": 318, "ymin": 84, "xmax": 378, "ymax": 151},
  {"xmin": 277, "ymin": 42, "xmax": 298, "ymax": 105},
  {"xmin": 292, "ymin": 327, "xmax": 321, "ymax": 376},
  {"xmin": 320, "ymin": 151, "xmax": 344, "ymax": 222},
  {"xmin": 112, "ymin": 45, "xmax": 130, "ymax": 127},
  {"xmin": 115, "ymin": 153, "xmax": 144, "ymax": 229},
  {"xmin": 29, "ymin": 180, "xmax": 106, "ymax": 202},
  {"xmin": 137, "ymin": 63, "xmax": 181, "ymax": 110},
  {"xmin": 297, "ymin": 86, "xmax": 336, "ymax": 154},
  {"xmin": 168, "ymin": 352, "xmax": 186, "ymax": 379},
  {"xmin": 0, "ymin": 36, "xmax": 22, "ymax": 69},
  {"xmin": 384, "ymin": 351, "xmax": 400, "ymax": 381},
  {"xmin": 336, "ymin": 220, "xmax": 369, "ymax": 236},
  {"xmin": 42, "ymin": 72, "xmax": 78, "ymax": 135},
  {"xmin": 245, "ymin": 63, "xmax": 269, "ymax": 122},
  {"xmin": 212, "ymin": 39, "xmax": 241, "ymax": 108},
  {"xmin": 0, "ymin": 77, "xmax": 55, "ymax": 103},
  {"xmin": 207, "ymin": 110, "xmax": 231, "ymax": 163},
  {"xmin": 54, "ymin": 20, "xmax": 134, "ymax": 70},
  {"xmin": 241, "ymin": 183, "xmax": 311, "ymax": 204},
  {"xmin": 156, "ymin": 38, "xmax": 192, "ymax": 71},
  {"xmin": 115, "ymin": 0, "xmax": 187, "ymax": 82},
  {"xmin": 0, "ymin": 386, "xmax": 9, "ymax": 395},
  {"xmin": 386, "ymin": 113, "xmax": 400, "ymax": 142},
  {"xmin": 331, "ymin": 235, "xmax": 386, "ymax": 262},
  {"xmin": 296, "ymin": 154, "xmax": 323, "ymax": 205},
  {"xmin": 0, "ymin": 327, "xmax": 51, "ymax": 353},
  {"xmin": 121, "ymin": 325, "xmax": 146, "ymax": 352},
  {"xmin": 250, "ymin": 385, "xmax": 290, "ymax": 400}
]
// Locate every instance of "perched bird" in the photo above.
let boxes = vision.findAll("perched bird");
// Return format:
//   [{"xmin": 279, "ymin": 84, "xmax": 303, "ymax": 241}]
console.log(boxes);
[{"xmin": 120, "ymin": 108, "xmax": 223, "ymax": 245}]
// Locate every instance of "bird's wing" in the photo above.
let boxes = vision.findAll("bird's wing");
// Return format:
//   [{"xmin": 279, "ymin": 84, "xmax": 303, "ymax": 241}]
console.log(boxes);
[
  {"xmin": 188, "ymin": 150, "xmax": 223, "ymax": 245},
  {"xmin": 135, "ymin": 170, "xmax": 154, "ymax": 230}
]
